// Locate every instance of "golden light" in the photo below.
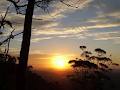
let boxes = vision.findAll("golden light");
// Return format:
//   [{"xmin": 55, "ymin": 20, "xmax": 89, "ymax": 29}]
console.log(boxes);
[{"xmin": 51, "ymin": 55, "xmax": 69, "ymax": 70}]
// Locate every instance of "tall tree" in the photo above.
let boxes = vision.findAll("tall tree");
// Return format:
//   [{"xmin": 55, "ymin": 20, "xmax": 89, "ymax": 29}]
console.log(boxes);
[{"xmin": 16, "ymin": 0, "xmax": 35, "ymax": 90}]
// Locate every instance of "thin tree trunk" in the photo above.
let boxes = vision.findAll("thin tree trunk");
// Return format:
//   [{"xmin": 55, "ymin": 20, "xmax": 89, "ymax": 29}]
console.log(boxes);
[{"xmin": 16, "ymin": 0, "xmax": 35, "ymax": 90}]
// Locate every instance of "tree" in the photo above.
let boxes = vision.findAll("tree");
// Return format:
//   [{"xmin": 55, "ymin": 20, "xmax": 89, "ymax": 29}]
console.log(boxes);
[
  {"xmin": 15, "ymin": 1, "xmax": 35, "ymax": 90},
  {"xmin": 68, "ymin": 46, "xmax": 119, "ymax": 90}
]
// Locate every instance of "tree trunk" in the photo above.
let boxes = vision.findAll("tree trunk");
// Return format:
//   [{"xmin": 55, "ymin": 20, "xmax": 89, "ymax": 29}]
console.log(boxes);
[{"xmin": 16, "ymin": 0, "xmax": 35, "ymax": 90}]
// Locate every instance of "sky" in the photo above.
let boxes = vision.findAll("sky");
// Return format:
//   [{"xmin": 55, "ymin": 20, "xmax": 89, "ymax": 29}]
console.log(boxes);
[{"xmin": 0, "ymin": 0, "xmax": 120, "ymax": 68}]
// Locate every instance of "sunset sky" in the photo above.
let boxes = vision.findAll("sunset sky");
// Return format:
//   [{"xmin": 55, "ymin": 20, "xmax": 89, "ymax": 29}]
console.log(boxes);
[{"xmin": 0, "ymin": 0, "xmax": 120, "ymax": 69}]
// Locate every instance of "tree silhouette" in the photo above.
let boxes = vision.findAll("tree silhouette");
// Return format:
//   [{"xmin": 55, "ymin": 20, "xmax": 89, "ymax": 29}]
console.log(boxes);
[
  {"xmin": 0, "ymin": 5, "xmax": 13, "ymax": 30},
  {"xmin": 0, "ymin": 5, "xmax": 17, "ymax": 61},
  {"xmin": 95, "ymin": 48, "xmax": 106, "ymax": 57},
  {"xmin": 68, "ymin": 46, "xmax": 119, "ymax": 90},
  {"xmin": 79, "ymin": 45, "xmax": 86, "ymax": 51}
]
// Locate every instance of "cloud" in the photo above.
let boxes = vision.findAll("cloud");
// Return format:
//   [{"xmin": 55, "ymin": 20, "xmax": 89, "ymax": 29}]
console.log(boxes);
[
  {"xmin": 0, "ymin": 0, "xmax": 9, "ymax": 12},
  {"xmin": 32, "ymin": 26, "xmax": 84, "ymax": 35},
  {"xmin": 108, "ymin": 12, "xmax": 120, "ymax": 19},
  {"xmin": 90, "ymin": 0, "xmax": 120, "ymax": 15},
  {"xmin": 32, "ymin": 20, "xmax": 120, "ymax": 39},
  {"xmin": 95, "ymin": 36, "xmax": 120, "ymax": 41},
  {"xmin": 9, "ymin": 47, "xmax": 20, "ymax": 54},
  {"xmin": 86, "ymin": 17, "xmax": 109, "ymax": 23},
  {"xmin": 32, "ymin": 20, "xmax": 59, "ymax": 29},
  {"xmin": 85, "ymin": 23, "xmax": 120, "ymax": 29},
  {"xmin": 31, "ymin": 37, "xmax": 53, "ymax": 42},
  {"xmin": 114, "ymin": 38, "xmax": 120, "ymax": 44},
  {"xmin": 92, "ymin": 31, "xmax": 120, "ymax": 44},
  {"xmin": 0, "ymin": 47, "xmax": 20, "ymax": 54}
]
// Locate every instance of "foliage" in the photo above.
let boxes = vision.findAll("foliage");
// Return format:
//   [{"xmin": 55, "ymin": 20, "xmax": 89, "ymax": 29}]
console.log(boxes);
[
  {"xmin": 68, "ymin": 46, "xmax": 119, "ymax": 90},
  {"xmin": 7, "ymin": 0, "xmax": 79, "ymax": 14},
  {"xmin": 0, "ymin": 53, "xmax": 57, "ymax": 90}
]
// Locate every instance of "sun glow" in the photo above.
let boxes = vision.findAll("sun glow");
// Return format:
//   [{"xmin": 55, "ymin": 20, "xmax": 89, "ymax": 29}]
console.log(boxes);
[{"xmin": 51, "ymin": 55, "xmax": 69, "ymax": 70}]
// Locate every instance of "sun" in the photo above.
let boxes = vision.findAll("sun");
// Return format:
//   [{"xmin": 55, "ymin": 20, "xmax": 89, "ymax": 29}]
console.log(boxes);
[{"xmin": 52, "ymin": 55, "xmax": 68, "ymax": 69}]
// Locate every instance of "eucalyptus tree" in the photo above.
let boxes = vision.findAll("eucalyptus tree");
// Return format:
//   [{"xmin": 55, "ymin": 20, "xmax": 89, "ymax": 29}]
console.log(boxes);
[{"xmin": 68, "ymin": 46, "xmax": 119, "ymax": 90}]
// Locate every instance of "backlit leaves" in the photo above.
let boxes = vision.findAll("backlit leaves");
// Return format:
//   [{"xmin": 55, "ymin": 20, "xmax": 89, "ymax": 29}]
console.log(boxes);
[{"xmin": 68, "ymin": 46, "xmax": 118, "ymax": 90}]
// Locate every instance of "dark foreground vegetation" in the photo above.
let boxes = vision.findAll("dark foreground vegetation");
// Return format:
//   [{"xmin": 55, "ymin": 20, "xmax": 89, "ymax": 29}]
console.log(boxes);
[
  {"xmin": 68, "ymin": 46, "xmax": 119, "ymax": 90},
  {"xmin": 0, "ymin": 53, "xmax": 58, "ymax": 90},
  {"xmin": 0, "ymin": 45, "xmax": 120, "ymax": 90}
]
